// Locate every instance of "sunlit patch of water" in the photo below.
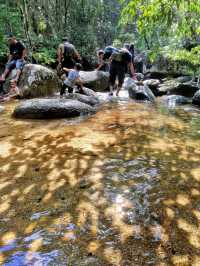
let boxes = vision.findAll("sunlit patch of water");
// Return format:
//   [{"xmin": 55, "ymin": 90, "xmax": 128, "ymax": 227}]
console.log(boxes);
[{"xmin": 0, "ymin": 99, "xmax": 200, "ymax": 265}]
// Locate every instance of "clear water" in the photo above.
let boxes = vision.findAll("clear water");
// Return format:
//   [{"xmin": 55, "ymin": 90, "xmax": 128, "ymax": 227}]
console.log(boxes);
[{"xmin": 0, "ymin": 97, "xmax": 200, "ymax": 265}]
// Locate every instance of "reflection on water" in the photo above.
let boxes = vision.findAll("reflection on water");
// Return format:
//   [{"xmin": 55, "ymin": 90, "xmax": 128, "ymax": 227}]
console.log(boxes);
[
  {"xmin": 5, "ymin": 250, "xmax": 65, "ymax": 266},
  {"xmin": 0, "ymin": 98, "xmax": 200, "ymax": 265}
]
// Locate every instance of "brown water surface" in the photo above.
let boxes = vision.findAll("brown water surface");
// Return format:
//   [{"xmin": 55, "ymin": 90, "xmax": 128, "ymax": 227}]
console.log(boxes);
[{"xmin": 0, "ymin": 99, "xmax": 200, "ymax": 265}]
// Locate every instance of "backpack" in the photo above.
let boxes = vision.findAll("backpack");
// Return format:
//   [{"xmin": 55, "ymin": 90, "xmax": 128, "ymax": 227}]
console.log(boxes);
[
  {"xmin": 121, "ymin": 49, "xmax": 132, "ymax": 64},
  {"xmin": 111, "ymin": 50, "xmax": 123, "ymax": 62},
  {"xmin": 112, "ymin": 49, "xmax": 132, "ymax": 63},
  {"xmin": 63, "ymin": 42, "xmax": 75, "ymax": 59},
  {"xmin": 103, "ymin": 46, "xmax": 119, "ymax": 60}
]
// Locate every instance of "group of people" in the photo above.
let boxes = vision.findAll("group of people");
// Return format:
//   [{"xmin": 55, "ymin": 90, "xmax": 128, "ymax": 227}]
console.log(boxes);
[
  {"xmin": 0, "ymin": 35, "xmax": 137, "ymax": 99},
  {"xmin": 57, "ymin": 38, "xmax": 136, "ymax": 96}
]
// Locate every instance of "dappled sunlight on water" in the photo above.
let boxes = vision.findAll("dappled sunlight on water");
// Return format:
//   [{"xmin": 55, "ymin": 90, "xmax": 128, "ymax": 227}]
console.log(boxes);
[{"xmin": 0, "ymin": 99, "xmax": 200, "ymax": 265}]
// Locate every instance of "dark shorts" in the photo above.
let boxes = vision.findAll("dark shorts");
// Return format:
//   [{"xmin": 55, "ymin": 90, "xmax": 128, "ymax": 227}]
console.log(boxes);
[
  {"xmin": 6, "ymin": 59, "xmax": 25, "ymax": 71},
  {"xmin": 98, "ymin": 63, "xmax": 109, "ymax": 72},
  {"xmin": 109, "ymin": 61, "xmax": 126, "ymax": 87},
  {"xmin": 62, "ymin": 57, "xmax": 75, "ymax": 69}
]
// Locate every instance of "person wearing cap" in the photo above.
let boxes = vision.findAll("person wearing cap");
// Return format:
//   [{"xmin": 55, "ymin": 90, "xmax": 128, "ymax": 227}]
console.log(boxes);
[
  {"xmin": 57, "ymin": 37, "xmax": 81, "ymax": 72},
  {"xmin": 0, "ymin": 35, "xmax": 26, "ymax": 84}
]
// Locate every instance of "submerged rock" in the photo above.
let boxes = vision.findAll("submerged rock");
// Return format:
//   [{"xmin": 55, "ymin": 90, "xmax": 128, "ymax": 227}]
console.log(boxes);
[
  {"xmin": 160, "ymin": 95, "xmax": 191, "ymax": 108},
  {"xmin": 80, "ymin": 70, "xmax": 109, "ymax": 91},
  {"xmin": 13, "ymin": 98, "xmax": 96, "ymax": 119},
  {"xmin": 192, "ymin": 90, "xmax": 200, "ymax": 106},
  {"xmin": 4, "ymin": 64, "xmax": 61, "ymax": 98},
  {"xmin": 74, "ymin": 256, "xmax": 102, "ymax": 266}
]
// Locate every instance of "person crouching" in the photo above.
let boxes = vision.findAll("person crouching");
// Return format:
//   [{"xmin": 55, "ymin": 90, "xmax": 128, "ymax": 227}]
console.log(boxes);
[{"xmin": 60, "ymin": 63, "xmax": 83, "ymax": 96}]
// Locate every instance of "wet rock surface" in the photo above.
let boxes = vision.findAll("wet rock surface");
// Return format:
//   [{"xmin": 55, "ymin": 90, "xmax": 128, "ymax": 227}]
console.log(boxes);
[
  {"xmin": 160, "ymin": 95, "xmax": 191, "ymax": 108},
  {"xmin": 143, "ymin": 79, "xmax": 161, "ymax": 96},
  {"xmin": 128, "ymin": 82, "xmax": 155, "ymax": 102},
  {"xmin": 81, "ymin": 86, "xmax": 99, "ymax": 98},
  {"xmin": 13, "ymin": 98, "xmax": 96, "ymax": 119},
  {"xmin": 192, "ymin": 89, "xmax": 200, "ymax": 106},
  {"xmin": 64, "ymin": 92, "xmax": 100, "ymax": 107}
]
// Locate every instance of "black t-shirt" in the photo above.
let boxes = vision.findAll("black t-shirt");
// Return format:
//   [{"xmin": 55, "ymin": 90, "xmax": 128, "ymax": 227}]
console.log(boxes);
[{"xmin": 10, "ymin": 41, "xmax": 25, "ymax": 59}]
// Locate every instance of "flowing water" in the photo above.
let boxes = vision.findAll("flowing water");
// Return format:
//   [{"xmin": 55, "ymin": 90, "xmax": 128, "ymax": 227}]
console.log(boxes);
[{"xmin": 0, "ymin": 97, "xmax": 200, "ymax": 266}]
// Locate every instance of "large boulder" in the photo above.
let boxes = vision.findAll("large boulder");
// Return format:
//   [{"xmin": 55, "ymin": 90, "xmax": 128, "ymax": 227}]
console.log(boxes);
[
  {"xmin": 128, "ymin": 82, "xmax": 155, "ymax": 102},
  {"xmin": 79, "ymin": 70, "xmax": 109, "ymax": 92},
  {"xmin": 4, "ymin": 64, "xmax": 61, "ymax": 98},
  {"xmin": 192, "ymin": 90, "xmax": 200, "ymax": 106},
  {"xmin": 13, "ymin": 98, "xmax": 96, "ymax": 119},
  {"xmin": 157, "ymin": 79, "xmax": 199, "ymax": 97}
]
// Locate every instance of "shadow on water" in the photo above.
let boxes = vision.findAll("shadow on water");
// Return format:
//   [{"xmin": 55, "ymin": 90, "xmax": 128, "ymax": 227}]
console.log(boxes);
[{"xmin": 0, "ymin": 99, "xmax": 200, "ymax": 265}]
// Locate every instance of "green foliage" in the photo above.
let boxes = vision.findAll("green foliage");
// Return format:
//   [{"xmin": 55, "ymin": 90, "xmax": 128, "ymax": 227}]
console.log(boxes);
[
  {"xmin": 0, "ymin": 2, "xmax": 23, "ymax": 59},
  {"xmin": 0, "ymin": 0, "xmax": 120, "ymax": 65},
  {"xmin": 33, "ymin": 47, "xmax": 56, "ymax": 65},
  {"xmin": 166, "ymin": 47, "xmax": 200, "ymax": 74},
  {"xmin": 120, "ymin": 0, "xmax": 200, "ymax": 43},
  {"xmin": 119, "ymin": 0, "xmax": 200, "ymax": 74}
]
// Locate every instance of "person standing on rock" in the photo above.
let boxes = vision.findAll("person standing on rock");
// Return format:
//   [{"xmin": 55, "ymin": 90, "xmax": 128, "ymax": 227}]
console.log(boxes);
[
  {"xmin": 57, "ymin": 37, "xmax": 81, "ymax": 74},
  {"xmin": 103, "ymin": 46, "xmax": 136, "ymax": 96},
  {"xmin": 0, "ymin": 34, "xmax": 26, "ymax": 86}
]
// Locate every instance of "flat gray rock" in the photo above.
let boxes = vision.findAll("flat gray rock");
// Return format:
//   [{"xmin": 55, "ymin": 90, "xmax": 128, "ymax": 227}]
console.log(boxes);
[{"xmin": 13, "ymin": 98, "xmax": 96, "ymax": 119}]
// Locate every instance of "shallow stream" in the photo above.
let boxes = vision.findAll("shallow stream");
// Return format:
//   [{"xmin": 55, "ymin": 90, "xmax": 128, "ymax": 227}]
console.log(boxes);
[{"xmin": 0, "ymin": 97, "xmax": 200, "ymax": 265}]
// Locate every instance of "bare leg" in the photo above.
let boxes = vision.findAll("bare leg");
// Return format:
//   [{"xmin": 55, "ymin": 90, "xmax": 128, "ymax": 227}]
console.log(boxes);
[
  {"xmin": 109, "ymin": 85, "xmax": 114, "ymax": 96},
  {"xmin": 0, "ymin": 68, "xmax": 10, "ymax": 81},
  {"xmin": 116, "ymin": 83, "xmax": 123, "ymax": 96}
]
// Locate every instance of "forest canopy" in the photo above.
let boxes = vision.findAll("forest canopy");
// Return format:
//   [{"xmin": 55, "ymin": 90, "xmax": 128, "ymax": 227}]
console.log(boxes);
[{"xmin": 0, "ymin": 0, "xmax": 200, "ymax": 73}]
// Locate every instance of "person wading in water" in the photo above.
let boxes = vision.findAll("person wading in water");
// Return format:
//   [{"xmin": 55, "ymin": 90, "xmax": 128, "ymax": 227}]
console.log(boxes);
[{"xmin": 103, "ymin": 46, "xmax": 136, "ymax": 96}]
